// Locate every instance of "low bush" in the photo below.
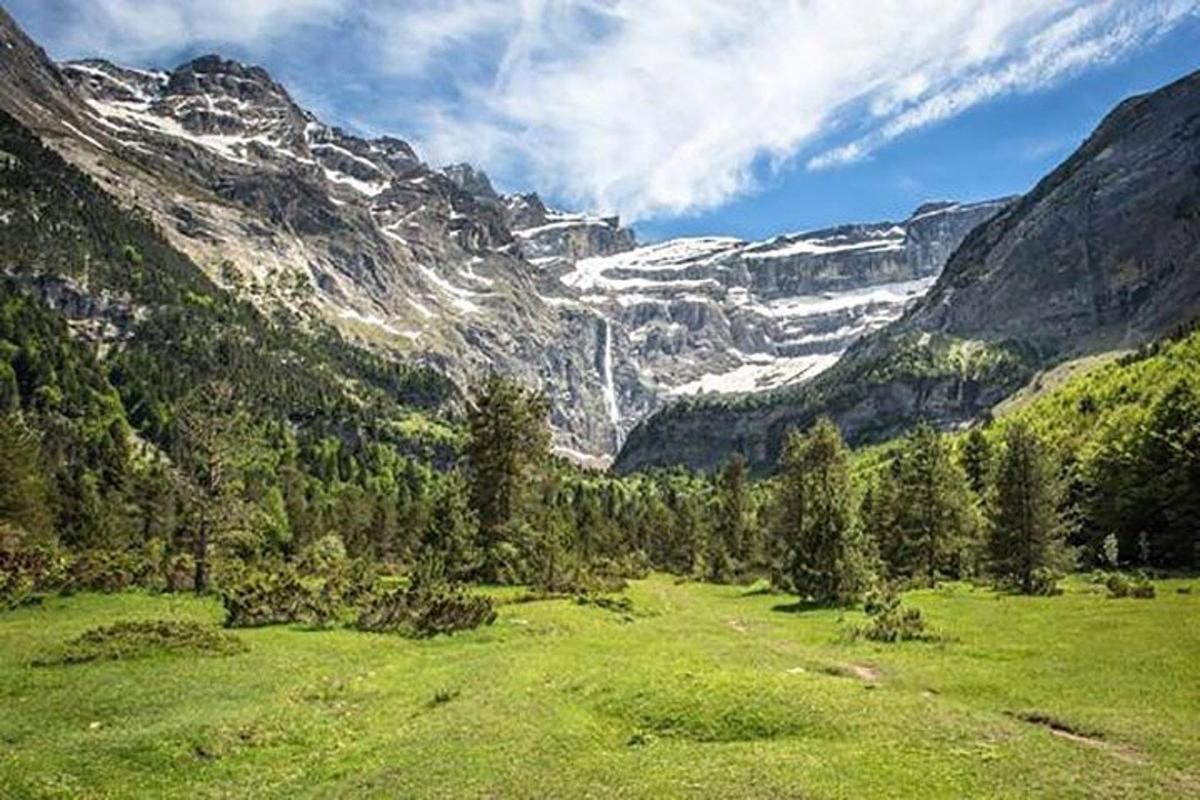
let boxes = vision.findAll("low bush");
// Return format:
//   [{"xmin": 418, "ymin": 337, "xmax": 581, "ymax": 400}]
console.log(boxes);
[
  {"xmin": 0, "ymin": 536, "xmax": 68, "ymax": 609},
  {"xmin": 33, "ymin": 619, "xmax": 246, "ymax": 666},
  {"xmin": 66, "ymin": 549, "xmax": 153, "ymax": 593},
  {"xmin": 1105, "ymin": 572, "xmax": 1156, "ymax": 599},
  {"xmin": 574, "ymin": 593, "xmax": 635, "ymax": 617},
  {"xmin": 220, "ymin": 566, "xmax": 308, "ymax": 628},
  {"xmin": 353, "ymin": 584, "xmax": 496, "ymax": 638},
  {"xmin": 853, "ymin": 586, "xmax": 937, "ymax": 643}
]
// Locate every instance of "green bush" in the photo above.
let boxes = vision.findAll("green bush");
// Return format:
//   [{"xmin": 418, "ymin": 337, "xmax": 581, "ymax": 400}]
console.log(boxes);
[
  {"xmin": 0, "ymin": 535, "xmax": 68, "ymax": 609},
  {"xmin": 1105, "ymin": 572, "xmax": 1156, "ymax": 599},
  {"xmin": 33, "ymin": 619, "xmax": 245, "ymax": 666},
  {"xmin": 853, "ymin": 586, "xmax": 936, "ymax": 643},
  {"xmin": 353, "ymin": 584, "xmax": 496, "ymax": 638},
  {"xmin": 66, "ymin": 550, "xmax": 152, "ymax": 593},
  {"xmin": 220, "ymin": 566, "xmax": 308, "ymax": 628}
]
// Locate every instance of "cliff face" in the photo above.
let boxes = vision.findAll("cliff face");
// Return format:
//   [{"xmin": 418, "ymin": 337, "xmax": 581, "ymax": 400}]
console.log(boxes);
[
  {"xmin": 0, "ymin": 7, "xmax": 1015, "ymax": 461},
  {"xmin": 617, "ymin": 69, "xmax": 1200, "ymax": 474}
]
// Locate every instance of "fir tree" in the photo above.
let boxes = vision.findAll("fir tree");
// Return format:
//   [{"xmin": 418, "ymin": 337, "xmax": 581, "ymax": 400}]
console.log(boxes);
[
  {"xmin": 960, "ymin": 427, "xmax": 994, "ymax": 497},
  {"xmin": 709, "ymin": 454, "xmax": 750, "ymax": 582},
  {"xmin": 465, "ymin": 376, "xmax": 551, "ymax": 582},
  {"xmin": 987, "ymin": 422, "xmax": 1073, "ymax": 593},
  {"xmin": 890, "ymin": 422, "xmax": 981, "ymax": 584},
  {"xmin": 775, "ymin": 419, "xmax": 872, "ymax": 605},
  {"xmin": 0, "ymin": 413, "xmax": 53, "ymax": 543}
]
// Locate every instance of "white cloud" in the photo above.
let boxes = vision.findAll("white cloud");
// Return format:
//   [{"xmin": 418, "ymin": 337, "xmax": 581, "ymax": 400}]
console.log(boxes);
[
  {"xmin": 20, "ymin": 0, "xmax": 1200, "ymax": 220},
  {"xmin": 40, "ymin": 0, "xmax": 346, "ymax": 60},
  {"xmin": 382, "ymin": 0, "xmax": 1198, "ymax": 219}
]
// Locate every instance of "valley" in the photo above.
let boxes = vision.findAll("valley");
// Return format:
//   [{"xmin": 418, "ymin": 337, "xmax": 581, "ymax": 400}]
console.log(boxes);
[{"xmin": 0, "ymin": 5, "xmax": 1198, "ymax": 799}]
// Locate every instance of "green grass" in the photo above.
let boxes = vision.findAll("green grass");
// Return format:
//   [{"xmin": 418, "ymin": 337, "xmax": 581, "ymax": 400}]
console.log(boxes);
[{"xmin": 1, "ymin": 576, "xmax": 1197, "ymax": 798}]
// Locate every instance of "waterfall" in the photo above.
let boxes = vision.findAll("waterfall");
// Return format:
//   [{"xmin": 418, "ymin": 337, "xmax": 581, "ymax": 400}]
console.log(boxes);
[{"xmin": 602, "ymin": 318, "xmax": 620, "ymax": 426}]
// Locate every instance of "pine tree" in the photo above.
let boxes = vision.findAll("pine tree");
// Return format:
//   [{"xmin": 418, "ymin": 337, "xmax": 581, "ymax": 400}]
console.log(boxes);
[
  {"xmin": 862, "ymin": 464, "xmax": 902, "ymax": 575},
  {"xmin": 988, "ymin": 422, "xmax": 1073, "ymax": 593},
  {"xmin": 960, "ymin": 427, "xmax": 994, "ymax": 497},
  {"xmin": 173, "ymin": 382, "xmax": 261, "ymax": 593},
  {"xmin": 709, "ymin": 454, "xmax": 750, "ymax": 582},
  {"xmin": 0, "ymin": 413, "xmax": 53, "ymax": 543},
  {"xmin": 774, "ymin": 419, "xmax": 872, "ymax": 605},
  {"xmin": 890, "ymin": 423, "xmax": 981, "ymax": 584},
  {"xmin": 465, "ymin": 376, "xmax": 551, "ymax": 582}
]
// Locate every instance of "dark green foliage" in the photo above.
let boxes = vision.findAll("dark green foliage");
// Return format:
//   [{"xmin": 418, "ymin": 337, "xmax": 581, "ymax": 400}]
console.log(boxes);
[
  {"xmin": 960, "ymin": 427, "xmax": 994, "ymax": 497},
  {"xmin": 773, "ymin": 419, "xmax": 873, "ymax": 605},
  {"xmin": 0, "ymin": 414, "xmax": 53, "ymax": 542},
  {"xmin": 853, "ymin": 586, "xmax": 936, "ymax": 643},
  {"xmin": 353, "ymin": 584, "xmax": 497, "ymax": 637},
  {"xmin": 987, "ymin": 423, "xmax": 1073, "ymax": 594},
  {"xmin": 1105, "ymin": 572, "xmax": 1157, "ymax": 599},
  {"xmin": 0, "ymin": 533, "xmax": 68, "ymax": 609},
  {"xmin": 32, "ymin": 620, "xmax": 246, "ymax": 666},
  {"xmin": 874, "ymin": 423, "xmax": 982, "ymax": 584},
  {"xmin": 708, "ymin": 455, "xmax": 752, "ymax": 582},
  {"xmin": 220, "ymin": 566, "xmax": 309, "ymax": 628},
  {"xmin": 66, "ymin": 548, "xmax": 155, "ymax": 593},
  {"xmin": 466, "ymin": 376, "xmax": 551, "ymax": 582}
]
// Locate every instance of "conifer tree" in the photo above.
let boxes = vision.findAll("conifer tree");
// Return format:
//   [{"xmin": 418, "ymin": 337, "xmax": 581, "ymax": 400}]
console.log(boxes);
[
  {"xmin": 774, "ymin": 419, "xmax": 872, "ymax": 605},
  {"xmin": 709, "ymin": 454, "xmax": 750, "ymax": 582},
  {"xmin": 960, "ymin": 427, "xmax": 994, "ymax": 497},
  {"xmin": 988, "ymin": 422, "xmax": 1073, "ymax": 593},
  {"xmin": 0, "ymin": 413, "xmax": 53, "ymax": 543},
  {"xmin": 465, "ymin": 376, "xmax": 551, "ymax": 582},
  {"xmin": 890, "ymin": 422, "xmax": 981, "ymax": 584}
]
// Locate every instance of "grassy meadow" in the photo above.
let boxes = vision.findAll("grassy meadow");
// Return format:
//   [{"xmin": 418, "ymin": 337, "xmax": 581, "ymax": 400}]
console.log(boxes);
[{"xmin": 1, "ymin": 575, "xmax": 1198, "ymax": 799}]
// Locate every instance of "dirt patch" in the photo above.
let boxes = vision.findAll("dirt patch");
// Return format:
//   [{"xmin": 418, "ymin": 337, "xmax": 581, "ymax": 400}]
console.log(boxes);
[
  {"xmin": 821, "ymin": 662, "xmax": 882, "ymax": 683},
  {"xmin": 1010, "ymin": 712, "xmax": 1145, "ymax": 765}
]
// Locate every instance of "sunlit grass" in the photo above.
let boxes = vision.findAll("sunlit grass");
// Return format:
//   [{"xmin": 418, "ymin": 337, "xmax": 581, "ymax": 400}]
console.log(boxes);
[{"xmin": 1, "ymin": 575, "xmax": 1196, "ymax": 798}]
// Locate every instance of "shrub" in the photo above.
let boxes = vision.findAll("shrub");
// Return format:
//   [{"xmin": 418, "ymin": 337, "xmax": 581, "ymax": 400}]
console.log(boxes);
[
  {"xmin": 354, "ymin": 584, "xmax": 496, "ymax": 638},
  {"xmin": 1105, "ymin": 572, "xmax": 1156, "ymax": 599},
  {"xmin": 164, "ymin": 553, "xmax": 196, "ymax": 593},
  {"xmin": 853, "ymin": 586, "xmax": 936, "ymax": 643},
  {"xmin": 220, "ymin": 566, "xmax": 308, "ymax": 628},
  {"xmin": 33, "ymin": 620, "xmax": 245, "ymax": 666},
  {"xmin": 67, "ymin": 550, "xmax": 150, "ymax": 593},
  {"xmin": 0, "ymin": 536, "xmax": 68, "ymax": 609}
]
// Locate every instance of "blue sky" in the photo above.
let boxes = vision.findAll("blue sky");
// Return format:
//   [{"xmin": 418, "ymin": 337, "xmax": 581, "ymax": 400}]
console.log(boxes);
[{"xmin": 9, "ymin": 1, "xmax": 1200, "ymax": 242}]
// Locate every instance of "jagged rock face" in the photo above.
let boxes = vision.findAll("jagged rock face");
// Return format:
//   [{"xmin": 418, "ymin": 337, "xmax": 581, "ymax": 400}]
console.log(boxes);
[
  {"xmin": 616, "ymin": 69, "xmax": 1200, "ymax": 475},
  {"xmin": 0, "ymin": 7, "xmax": 1019, "ymax": 463},
  {"xmin": 546, "ymin": 199, "xmax": 1009, "ymax": 401},
  {"xmin": 0, "ymin": 4, "xmax": 655, "ymax": 458}
]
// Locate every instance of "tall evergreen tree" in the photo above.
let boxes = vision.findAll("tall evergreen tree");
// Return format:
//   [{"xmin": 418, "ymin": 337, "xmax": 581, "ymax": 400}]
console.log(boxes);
[
  {"xmin": 173, "ymin": 382, "xmax": 262, "ymax": 593},
  {"xmin": 0, "ymin": 413, "xmax": 53, "ymax": 543},
  {"xmin": 960, "ymin": 427, "xmax": 994, "ymax": 497},
  {"xmin": 774, "ymin": 419, "xmax": 872, "ymax": 605},
  {"xmin": 708, "ymin": 454, "xmax": 750, "ymax": 582},
  {"xmin": 890, "ymin": 422, "xmax": 981, "ymax": 584},
  {"xmin": 465, "ymin": 376, "xmax": 551, "ymax": 582},
  {"xmin": 988, "ymin": 422, "xmax": 1073, "ymax": 593}
]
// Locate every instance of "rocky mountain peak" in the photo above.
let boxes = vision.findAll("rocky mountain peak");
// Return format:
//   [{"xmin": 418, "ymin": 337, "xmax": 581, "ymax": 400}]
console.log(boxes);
[{"xmin": 442, "ymin": 162, "xmax": 499, "ymax": 201}]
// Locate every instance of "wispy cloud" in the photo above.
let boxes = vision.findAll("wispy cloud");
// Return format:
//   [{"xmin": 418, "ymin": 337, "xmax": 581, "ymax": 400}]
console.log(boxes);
[{"xmin": 13, "ymin": 0, "xmax": 1199, "ymax": 220}]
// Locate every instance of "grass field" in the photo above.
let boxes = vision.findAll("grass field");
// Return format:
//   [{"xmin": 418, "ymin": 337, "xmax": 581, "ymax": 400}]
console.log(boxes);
[{"xmin": 1, "ymin": 576, "xmax": 1197, "ymax": 799}]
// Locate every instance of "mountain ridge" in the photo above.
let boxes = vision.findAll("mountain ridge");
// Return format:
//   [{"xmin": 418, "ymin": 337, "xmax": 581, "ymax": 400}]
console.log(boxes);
[
  {"xmin": 615, "ymin": 66, "xmax": 1200, "ymax": 474},
  {"xmin": 0, "ymin": 6, "xmax": 1012, "ymax": 460}
]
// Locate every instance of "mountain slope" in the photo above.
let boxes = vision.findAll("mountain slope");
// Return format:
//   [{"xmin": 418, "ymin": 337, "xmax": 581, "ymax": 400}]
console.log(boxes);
[{"xmin": 616, "ymin": 68, "xmax": 1200, "ymax": 474}]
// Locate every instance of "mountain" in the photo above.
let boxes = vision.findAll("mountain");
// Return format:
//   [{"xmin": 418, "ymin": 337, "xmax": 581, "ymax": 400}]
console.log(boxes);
[
  {"xmin": 616, "ymin": 68, "xmax": 1200, "ymax": 474},
  {"xmin": 0, "ymin": 7, "xmax": 1004, "ymax": 460},
  {"xmin": 545, "ymin": 199, "xmax": 1010, "ymax": 402}
]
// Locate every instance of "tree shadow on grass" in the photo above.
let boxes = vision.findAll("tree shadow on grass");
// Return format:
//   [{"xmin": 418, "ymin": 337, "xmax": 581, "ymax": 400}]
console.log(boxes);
[{"xmin": 770, "ymin": 599, "xmax": 830, "ymax": 614}]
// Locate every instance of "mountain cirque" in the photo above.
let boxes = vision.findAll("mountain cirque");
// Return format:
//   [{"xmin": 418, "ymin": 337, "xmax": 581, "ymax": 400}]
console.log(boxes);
[
  {"xmin": 0, "ymin": 7, "xmax": 1006, "ymax": 460},
  {"xmin": 617, "ymin": 68, "xmax": 1200, "ymax": 474}
]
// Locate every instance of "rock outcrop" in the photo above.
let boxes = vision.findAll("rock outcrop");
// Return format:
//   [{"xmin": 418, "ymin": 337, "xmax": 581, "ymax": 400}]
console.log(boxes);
[{"xmin": 616, "ymin": 69, "xmax": 1200, "ymax": 474}]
